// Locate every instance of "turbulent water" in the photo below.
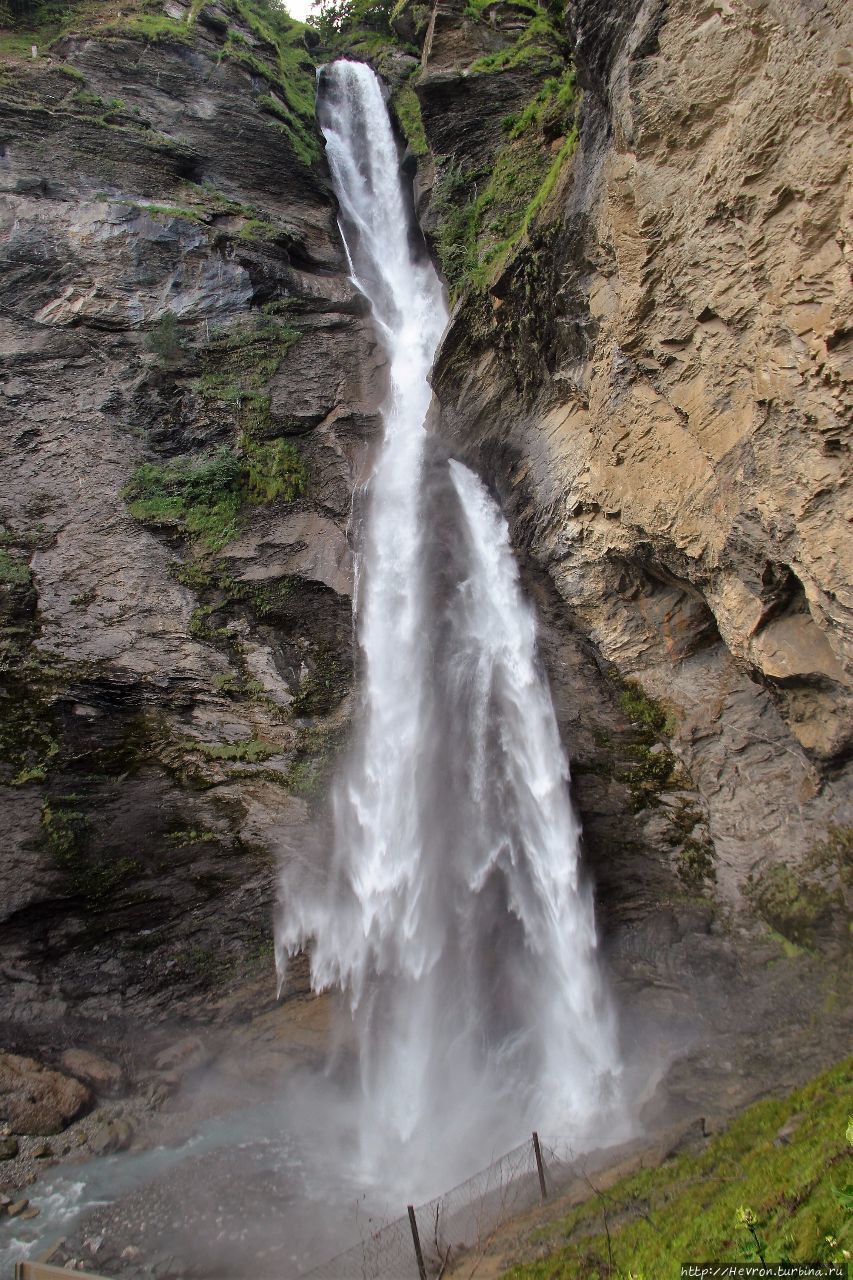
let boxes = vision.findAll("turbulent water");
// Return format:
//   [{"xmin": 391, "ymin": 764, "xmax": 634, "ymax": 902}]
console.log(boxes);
[{"xmin": 277, "ymin": 60, "xmax": 621, "ymax": 1192}]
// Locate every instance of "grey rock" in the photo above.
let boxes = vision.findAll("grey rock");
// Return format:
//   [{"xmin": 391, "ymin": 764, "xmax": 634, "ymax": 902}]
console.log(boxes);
[
  {"xmin": 774, "ymin": 1113, "xmax": 805, "ymax": 1146},
  {"xmin": 153, "ymin": 1036, "xmax": 210, "ymax": 1077},
  {"xmin": 88, "ymin": 1118, "xmax": 134, "ymax": 1157}
]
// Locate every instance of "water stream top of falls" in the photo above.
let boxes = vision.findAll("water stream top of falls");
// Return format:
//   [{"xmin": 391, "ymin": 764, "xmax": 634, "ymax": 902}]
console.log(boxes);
[{"xmin": 277, "ymin": 59, "xmax": 623, "ymax": 1197}]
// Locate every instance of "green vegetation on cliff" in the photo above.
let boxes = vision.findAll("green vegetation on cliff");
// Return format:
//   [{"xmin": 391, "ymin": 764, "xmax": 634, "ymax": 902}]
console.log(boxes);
[
  {"xmin": 123, "ymin": 448, "xmax": 242, "ymax": 552},
  {"xmin": 392, "ymin": 80, "xmax": 428, "ymax": 156},
  {"xmin": 123, "ymin": 436, "xmax": 307, "ymax": 552},
  {"xmin": 469, "ymin": 11, "xmax": 564, "ymax": 75},
  {"xmin": 0, "ymin": 0, "xmax": 321, "ymax": 166},
  {"xmin": 504, "ymin": 1059, "xmax": 853, "ymax": 1279},
  {"xmin": 308, "ymin": 0, "xmax": 394, "ymax": 42},
  {"xmin": 433, "ymin": 66, "xmax": 579, "ymax": 296},
  {"xmin": 745, "ymin": 826, "xmax": 852, "ymax": 949}
]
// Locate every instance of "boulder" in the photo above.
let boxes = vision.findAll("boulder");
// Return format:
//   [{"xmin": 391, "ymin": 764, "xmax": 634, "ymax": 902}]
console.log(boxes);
[
  {"xmin": 152, "ymin": 1036, "xmax": 211, "ymax": 1078},
  {"xmin": 61, "ymin": 1049, "xmax": 125, "ymax": 1097},
  {"xmin": 0, "ymin": 1135, "xmax": 18, "ymax": 1159},
  {"xmin": 88, "ymin": 1117, "xmax": 134, "ymax": 1156},
  {"xmin": 0, "ymin": 1053, "xmax": 92, "ymax": 1135}
]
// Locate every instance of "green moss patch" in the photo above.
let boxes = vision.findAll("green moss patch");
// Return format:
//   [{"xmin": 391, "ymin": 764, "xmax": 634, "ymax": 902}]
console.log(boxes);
[
  {"xmin": 503, "ymin": 1059, "xmax": 853, "ymax": 1279},
  {"xmin": 41, "ymin": 797, "xmax": 143, "ymax": 905},
  {"xmin": 392, "ymin": 81, "xmax": 428, "ymax": 156},
  {"xmin": 243, "ymin": 437, "xmax": 307, "ymax": 504},
  {"xmin": 215, "ymin": 0, "xmax": 320, "ymax": 167},
  {"xmin": 469, "ymin": 12, "xmax": 563, "ymax": 76},
  {"xmin": 745, "ymin": 827, "xmax": 851, "ymax": 949},
  {"xmin": 197, "ymin": 318, "xmax": 301, "ymax": 408}
]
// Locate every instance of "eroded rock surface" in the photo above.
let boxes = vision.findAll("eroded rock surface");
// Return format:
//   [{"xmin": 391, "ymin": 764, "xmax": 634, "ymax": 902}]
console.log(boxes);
[
  {"xmin": 408, "ymin": 0, "xmax": 852, "ymax": 1105},
  {"xmin": 0, "ymin": 0, "xmax": 381, "ymax": 1041}
]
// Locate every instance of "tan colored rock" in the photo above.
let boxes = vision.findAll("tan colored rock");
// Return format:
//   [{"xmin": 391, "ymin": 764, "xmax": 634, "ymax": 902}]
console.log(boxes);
[
  {"xmin": 0, "ymin": 1054, "xmax": 92, "ymax": 1135},
  {"xmin": 749, "ymin": 614, "xmax": 846, "ymax": 684},
  {"xmin": 60, "ymin": 1049, "xmax": 125, "ymax": 1098},
  {"xmin": 430, "ymin": 0, "xmax": 852, "ymax": 912}
]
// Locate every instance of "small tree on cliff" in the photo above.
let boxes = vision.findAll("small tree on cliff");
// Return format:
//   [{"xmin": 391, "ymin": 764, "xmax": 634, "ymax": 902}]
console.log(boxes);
[{"xmin": 308, "ymin": 0, "xmax": 393, "ymax": 39}]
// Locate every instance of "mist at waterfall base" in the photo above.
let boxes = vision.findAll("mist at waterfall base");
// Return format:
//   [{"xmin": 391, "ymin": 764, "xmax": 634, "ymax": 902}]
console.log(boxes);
[{"xmin": 276, "ymin": 59, "xmax": 625, "ymax": 1202}]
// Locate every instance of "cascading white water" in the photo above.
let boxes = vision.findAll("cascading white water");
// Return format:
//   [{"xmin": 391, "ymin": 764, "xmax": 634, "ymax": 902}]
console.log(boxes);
[{"xmin": 277, "ymin": 60, "xmax": 621, "ymax": 1193}]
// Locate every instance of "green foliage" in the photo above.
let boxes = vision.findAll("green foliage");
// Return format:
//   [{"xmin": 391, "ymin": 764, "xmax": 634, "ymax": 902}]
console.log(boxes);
[
  {"xmin": 283, "ymin": 721, "xmax": 346, "ymax": 796},
  {"xmin": 746, "ymin": 864, "xmax": 831, "ymax": 948},
  {"xmin": 676, "ymin": 834, "xmax": 717, "ymax": 885},
  {"xmin": 123, "ymin": 448, "xmax": 242, "ymax": 552},
  {"xmin": 147, "ymin": 310, "xmax": 184, "ymax": 361},
  {"xmin": 0, "ymin": 695, "xmax": 59, "ymax": 787},
  {"xmin": 290, "ymin": 648, "xmax": 350, "ymax": 718},
  {"xmin": 196, "ymin": 736, "xmax": 277, "ymax": 763},
  {"xmin": 189, "ymin": 602, "xmax": 229, "ymax": 641},
  {"xmin": 218, "ymin": 0, "xmax": 320, "ymax": 167},
  {"xmin": 242, "ymin": 437, "xmax": 308, "ymax": 504},
  {"xmin": 142, "ymin": 203, "xmax": 205, "ymax": 224},
  {"xmin": 53, "ymin": 61, "xmax": 86, "ymax": 80},
  {"xmin": 197, "ymin": 318, "xmax": 301, "ymax": 408},
  {"xmin": 469, "ymin": 12, "xmax": 563, "ymax": 75},
  {"xmin": 235, "ymin": 214, "xmax": 281, "ymax": 241},
  {"xmin": 236, "ymin": 575, "xmax": 294, "ymax": 618},
  {"xmin": 618, "ymin": 678, "xmax": 669, "ymax": 736},
  {"xmin": 389, "ymin": 0, "xmax": 429, "ymax": 34},
  {"xmin": 309, "ymin": 0, "xmax": 393, "ymax": 40},
  {"xmin": 744, "ymin": 826, "xmax": 851, "ymax": 948},
  {"xmin": 392, "ymin": 82, "xmax": 428, "ymax": 156},
  {"xmin": 123, "ymin": 358, "xmax": 309, "ymax": 550},
  {"xmin": 0, "ymin": 548, "xmax": 31, "ymax": 586},
  {"xmin": 504, "ymin": 1060, "xmax": 853, "ymax": 1279},
  {"xmin": 102, "ymin": 13, "xmax": 194, "ymax": 43},
  {"xmin": 0, "ymin": 0, "xmax": 77, "ymax": 50},
  {"xmin": 165, "ymin": 827, "xmax": 218, "ymax": 847}
]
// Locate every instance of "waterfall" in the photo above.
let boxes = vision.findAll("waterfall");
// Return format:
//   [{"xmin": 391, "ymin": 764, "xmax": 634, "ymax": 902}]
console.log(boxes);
[{"xmin": 277, "ymin": 59, "xmax": 621, "ymax": 1193}]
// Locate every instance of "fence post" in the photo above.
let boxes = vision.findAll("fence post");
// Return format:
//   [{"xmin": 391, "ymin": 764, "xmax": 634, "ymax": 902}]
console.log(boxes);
[
  {"xmin": 408, "ymin": 1204, "xmax": 427, "ymax": 1280},
  {"xmin": 532, "ymin": 1131, "xmax": 548, "ymax": 1201}
]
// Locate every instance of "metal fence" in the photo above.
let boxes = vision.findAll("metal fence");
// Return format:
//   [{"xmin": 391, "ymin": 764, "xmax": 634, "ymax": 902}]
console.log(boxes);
[{"xmin": 302, "ymin": 1131, "xmax": 575, "ymax": 1279}]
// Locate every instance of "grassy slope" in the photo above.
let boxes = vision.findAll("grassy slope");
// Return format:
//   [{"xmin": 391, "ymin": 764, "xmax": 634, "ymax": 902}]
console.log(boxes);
[{"xmin": 503, "ymin": 1059, "xmax": 853, "ymax": 1279}]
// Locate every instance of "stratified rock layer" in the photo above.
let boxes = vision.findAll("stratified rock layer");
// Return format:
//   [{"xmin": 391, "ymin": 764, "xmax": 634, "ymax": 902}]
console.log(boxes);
[
  {"xmin": 0, "ymin": 1, "xmax": 382, "ymax": 1040},
  {"xmin": 418, "ymin": 0, "xmax": 851, "ymax": 1105}
]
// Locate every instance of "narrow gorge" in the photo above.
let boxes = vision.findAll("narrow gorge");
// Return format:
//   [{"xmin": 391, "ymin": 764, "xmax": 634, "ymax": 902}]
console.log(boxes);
[{"xmin": 0, "ymin": 0, "xmax": 850, "ymax": 1273}]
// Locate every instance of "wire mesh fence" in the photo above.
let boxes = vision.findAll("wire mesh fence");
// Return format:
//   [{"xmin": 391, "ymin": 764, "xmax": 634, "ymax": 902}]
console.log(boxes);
[{"xmin": 302, "ymin": 1132, "xmax": 580, "ymax": 1279}]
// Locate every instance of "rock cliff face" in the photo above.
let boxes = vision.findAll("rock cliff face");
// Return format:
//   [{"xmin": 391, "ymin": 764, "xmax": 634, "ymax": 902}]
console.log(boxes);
[
  {"xmin": 429, "ymin": 0, "xmax": 852, "ymax": 763},
  {"xmin": 0, "ymin": 0, "xmax": 850, "ymax": 1130},
  {"xmin": 0, "ymin": 0, "xmax": 385, "ymax": 1044},
  {"xmin": 409, "ymin": 0, "xmax": 852, "ymax": 1104}
]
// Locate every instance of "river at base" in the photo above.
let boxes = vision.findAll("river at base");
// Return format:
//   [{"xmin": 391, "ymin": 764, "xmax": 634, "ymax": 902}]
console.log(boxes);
[{"xmin": 2, "ymin": 1075, "xmax": 410, "ymax": 1278}]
